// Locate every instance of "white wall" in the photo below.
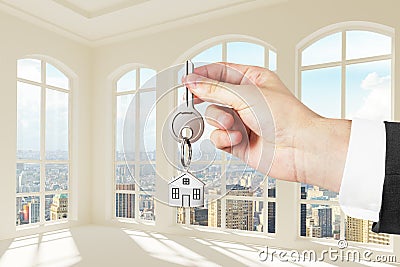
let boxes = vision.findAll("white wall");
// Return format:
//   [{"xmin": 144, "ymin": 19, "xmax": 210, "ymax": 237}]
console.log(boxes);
[{"xmin": 0, "ymin": 11, "xmax": 92, "ymax": 239}]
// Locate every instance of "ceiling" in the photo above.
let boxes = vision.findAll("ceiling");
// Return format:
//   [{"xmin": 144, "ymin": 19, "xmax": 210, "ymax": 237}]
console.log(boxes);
[{"xmin": 0, "ymin": 0, "xmax": 287, "ymax": 46}]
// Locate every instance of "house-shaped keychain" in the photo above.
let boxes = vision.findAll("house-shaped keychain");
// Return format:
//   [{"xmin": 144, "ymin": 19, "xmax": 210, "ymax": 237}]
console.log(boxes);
[{"xmin": 168, "ymin": 172, "xmax": 205, "ymax": 207}]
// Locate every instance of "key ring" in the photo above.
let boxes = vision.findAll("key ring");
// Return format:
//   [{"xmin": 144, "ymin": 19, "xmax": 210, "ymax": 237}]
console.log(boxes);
[{"xmin": 180, "ymin": 137, "xmax": 192, "ymax": 169}]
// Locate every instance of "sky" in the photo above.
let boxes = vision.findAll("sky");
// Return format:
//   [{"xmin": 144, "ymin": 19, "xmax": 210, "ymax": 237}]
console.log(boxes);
[{"xmin": 18, "ymin": 34, "xmax": 393, "ymax": 157}]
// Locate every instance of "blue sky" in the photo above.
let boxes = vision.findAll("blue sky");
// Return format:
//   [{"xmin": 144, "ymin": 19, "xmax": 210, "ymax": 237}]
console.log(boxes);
[{"xmin": 302, "ymin": 31, "xmax": 392, "ymax": 121}]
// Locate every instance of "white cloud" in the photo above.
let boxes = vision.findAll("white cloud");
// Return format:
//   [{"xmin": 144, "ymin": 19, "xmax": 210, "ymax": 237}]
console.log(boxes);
[{"xmin": 353, "ymin": 72, "xmax": 391, "ymax": 120}]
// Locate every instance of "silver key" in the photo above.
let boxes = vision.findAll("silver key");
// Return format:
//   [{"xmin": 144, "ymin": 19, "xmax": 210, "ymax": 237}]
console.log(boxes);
[{"xmin": 169, "ymin": 60, "xmax": 204, "ymax": 143}]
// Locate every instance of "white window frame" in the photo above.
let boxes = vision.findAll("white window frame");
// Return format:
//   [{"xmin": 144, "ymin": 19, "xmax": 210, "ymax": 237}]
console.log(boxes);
[
  {"xmin": 113, "ymin": 66, "xmax": 157, "ymax": 223},
  {"xmin": 16, "ymin": 58, "xmax": 72, "ymax": 229},
  {"xmin": 174, "ymin": 37, "xmax": 277, "ymax": 235},
  {"xmin": 296, "ymin": 22, "xmax": 394, "ymax": 246}
]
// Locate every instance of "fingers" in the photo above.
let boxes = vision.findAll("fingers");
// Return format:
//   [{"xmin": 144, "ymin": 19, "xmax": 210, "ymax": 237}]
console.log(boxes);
[
  {"xmin": 205, "ymin": 104, "xmax": 234, "ymax": 130},
  {"xmin": 183, "ymin": 73, "xmax": 246, "ymax": 110},
  {"xmin": 210, "ymin": 129, "xmax": 242, "ymax": 149},
  {"xmin": 192, "ymin": 62, "xmax": 267, "ymax": 85}
]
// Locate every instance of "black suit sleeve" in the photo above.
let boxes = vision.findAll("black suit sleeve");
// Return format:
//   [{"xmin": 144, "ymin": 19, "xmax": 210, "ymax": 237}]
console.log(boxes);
[{"xmin": 372, "ymin": 122, "xmax": 400, "ymax": 234}]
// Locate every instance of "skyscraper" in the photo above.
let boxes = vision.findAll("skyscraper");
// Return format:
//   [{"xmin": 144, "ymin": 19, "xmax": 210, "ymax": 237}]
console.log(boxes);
[
  {"xmin": 268, "ymin": 187, "xmax": 276, "ymax": 233},
  {"xmin": 29, "ymin": 199, "xmax": 40, "ymax": 223},
  {"xmin": 115, "ymin": 192, "xmax": 135, "ymax": 218},
  {"xmin": 50, "ymin": 194, "xmax": 68, "ymax": 220},
  {"xmin": 209, "ymin": 185, "xmax": 254, "ymax": 231},
  {"xmin": 313, "ymin": 207, "xmax": 332, "ymax": 237},
  {"xmin": 300, "ymin": 186, "xmax": 307, "ymax": 236},
  {"xmin": 346, "ymin": 217, "xmax": 390, "ymax": 245}
]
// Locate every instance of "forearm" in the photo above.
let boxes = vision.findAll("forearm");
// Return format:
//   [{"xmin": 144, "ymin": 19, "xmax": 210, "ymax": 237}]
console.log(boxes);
[{"xmin": 295, "ymin": 117, "xmax": 351, "ymax": 192}]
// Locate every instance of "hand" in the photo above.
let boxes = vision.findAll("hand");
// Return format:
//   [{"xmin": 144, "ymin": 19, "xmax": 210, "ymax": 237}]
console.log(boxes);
[{"xmin": 183, "ymin": 62, "xmax": 351, "ymax": 192}]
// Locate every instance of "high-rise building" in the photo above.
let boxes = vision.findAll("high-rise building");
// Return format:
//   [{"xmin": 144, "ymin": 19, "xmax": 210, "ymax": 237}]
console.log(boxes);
[
  {"xmin": 194, "ymin": 208, "xmax": 208, "ymax": 226},
  {"xmin": 50, "ymin": 194, "xmax": 68, "ymax": 220},
  {"xmin": 268, "ymin": 187, "xmax": 276, "ymax": 233},
  {"xmin": 312, "ymin": 207, "xmax": 332, "ymax": 237},
  {"xmin": 346, "ymin": 217, "xmax": 390, "ymax": 245},
  {"xmin": 300, "ymin": 186, "xmax": 307, "ymax": 236},
  {"xmin": 208, "ymin": 198, "xmax": 221, "ymax": 227},
  {"xmin": 209, "ymin": 185, "xmax": 254, "ymax": 231},
  {"xmin": 115, "ymin": 192, "xmax": 134, "ymax": 218},
  {"xmin": 29, "ymin": 200, "xmax": 40, "ymax": 223}
]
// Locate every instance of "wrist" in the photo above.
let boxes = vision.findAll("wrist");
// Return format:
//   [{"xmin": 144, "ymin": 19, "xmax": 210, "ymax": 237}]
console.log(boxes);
[{"xmin": 295, "ymin": 117, "xmax": 351, "ymax": 192}]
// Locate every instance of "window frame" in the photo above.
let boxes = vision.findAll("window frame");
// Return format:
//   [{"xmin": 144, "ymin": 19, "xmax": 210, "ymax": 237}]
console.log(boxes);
[
  {"xmin": 16, "ymin": 57, "xmax": 72, "ymax": 228},
  {"xmin": 112, "ymin": 66, "xmax": 157, "ymax": 223},
  {"xmin": 296, "ymin": 23, "xmax": 394, "ymax": 245},
  {"xmin": 193, "ymin": 189, "xmax": 201, "ymax": 200},
  {"xmin": 172, "ymin": 188, "xmax": 180, "ymax": 199}
]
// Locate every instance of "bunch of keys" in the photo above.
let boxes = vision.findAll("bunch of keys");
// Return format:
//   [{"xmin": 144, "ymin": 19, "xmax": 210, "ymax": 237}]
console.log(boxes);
[{"xmin": 168, "ymin": 60, "xmax": 205, "ymax": 208}]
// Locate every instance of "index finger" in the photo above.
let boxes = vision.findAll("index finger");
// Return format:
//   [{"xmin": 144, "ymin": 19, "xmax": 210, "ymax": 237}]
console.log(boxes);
[{"xmin": 192, "ymin": 62, "xmax": 266, "ymax": 85}]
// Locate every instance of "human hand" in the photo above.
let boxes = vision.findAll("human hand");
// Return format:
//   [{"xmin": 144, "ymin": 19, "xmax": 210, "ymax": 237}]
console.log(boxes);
[{"xmin": 183, "ymin": 62, "xmax": 351, "ymax": 192}]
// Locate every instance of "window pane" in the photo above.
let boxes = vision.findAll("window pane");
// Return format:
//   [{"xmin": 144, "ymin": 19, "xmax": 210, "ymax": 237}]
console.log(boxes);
[
  {"xmin": 45, "ymin": 194, "xmax": 68, "ymax": 221},
  {"xmin": 140, "ymin": 91, "xmax": 156, "ymax": 161},
  {"xmin": 46, "ymin": 63, "xmax": 69, "ymax": 89},
  {"xmin": 346, "ymin": 60, "xmax": 391, "ymax": 120},
  {"xmin": 17, "ymin": 82, "xmax": 41, "ymax": 160},
  {"xmin": 302, "ymin": 32, "xmax": 342, "ymax": 66},
  {"xmin": 16, "ymin": 196, "xmax": 40, "ymax": 226},
  {"xmin": 346, "ymin": 31, "xmax": 391, "ymax": 60},
  {"xmin": 346, "ymin": 216, "xmax": 390, "ymax": 245},
  {"xmin": 192, "ymin": 164, "xmax": 221, "ymax": 196},
  {"xmin": 16, "ymin": 163, "xmax": 40, "ymax": 193},
  {"xmin": 116, "ymin": 193, "xmax": 135, "ymax": 218},
  {"xmin": 300, "ymin": 204, "xmax": 341, "ymax": 239},
  {"xmin": 225, "ymin": 197, "xmax": 256, "ymax": 231},
  {"xmin": 46, "ymin": 89, "xmax": 69, "ymax": 160},
  {"xmin": 17, "ymin": 59, "xmax": 41, "ymax": 83},
  {"xmin": 45, "ymin": 164, "xmax": 69, "ymax": 191},
  {"xmin": 227, "ymin": 42, "xmax": 265, "ymax": 67},
  {"xmin": 116, "ymin": 94, "xmax": 135, "ymax": 161},
  {"xmin": 139, "ymin": 68, "xmax": 156, "ymax": 89},
  {"xmin": 115, "ymin": 164, "xmax": 135, "ymax": 190},
  {"xmin": 192, "ymin": 44, "xmax": 223, "ymax": 64},
  {"xmin": 139, "ymin": 164, "xmax": 156, "ymax": 193},
  {"xmin": 269, "ymin": 50, "xmax": 277, "ymax": 71},
  {"xmin": 301, "ymin": 66, "xmax": 341, "ymax": 118},
  {"xmin": 117, "ymin": 70, "xmax": 136, "ymax": 92},
  {"xmin": 139, "ymin": 195, "xmax": 155, "ymax": 221}
]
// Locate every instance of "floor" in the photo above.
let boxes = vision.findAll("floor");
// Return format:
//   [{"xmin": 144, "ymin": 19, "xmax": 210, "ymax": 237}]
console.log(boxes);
[{"xmin": 0, "ymin": 225, "xmax": 398, "ymax": 267}]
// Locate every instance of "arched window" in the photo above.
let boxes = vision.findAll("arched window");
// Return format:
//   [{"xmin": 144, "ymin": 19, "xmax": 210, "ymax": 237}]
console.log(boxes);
[
  {"xmin": 114, "ymin": 67, "xmax": 157, "ymax": 221},
  {"xmin": 16, "ymin": 58, "xmax": 71, "ymax": 226},
  {"xmin": 297, "ymin": 24, "xmax": 393, "ymax": 245},
  {"xmin": 176, "ymin": 38, "xmax": 277, "ymax": 234}
]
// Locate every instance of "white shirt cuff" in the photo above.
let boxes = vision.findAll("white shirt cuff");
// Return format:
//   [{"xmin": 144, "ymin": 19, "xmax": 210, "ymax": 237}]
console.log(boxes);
[{"xmin": 339, "ymin": 118, "xmax": 386, "ymax": 222}]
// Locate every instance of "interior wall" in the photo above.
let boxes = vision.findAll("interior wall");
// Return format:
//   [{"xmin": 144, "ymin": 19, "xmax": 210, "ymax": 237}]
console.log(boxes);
[
  {"xmin": 0, "ymin": 11, "xmax": 92, "ymax": 239},
  {"xmin": 91, "ymin": 0, "xmax": 400, "ymax": 249}
]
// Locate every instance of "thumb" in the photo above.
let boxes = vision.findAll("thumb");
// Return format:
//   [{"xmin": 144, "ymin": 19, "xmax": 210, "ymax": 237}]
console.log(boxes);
[{"xmin": 183, "ymin": 73, "xmax": 246, "ymax": 110}]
